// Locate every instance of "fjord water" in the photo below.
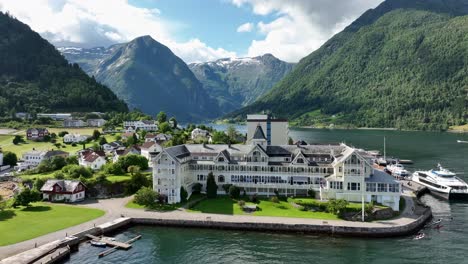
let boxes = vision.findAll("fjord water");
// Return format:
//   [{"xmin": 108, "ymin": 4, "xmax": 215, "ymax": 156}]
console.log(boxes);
[{"xmin": 67, "ymin": 128, "xmax": 468, "ymax": 264}]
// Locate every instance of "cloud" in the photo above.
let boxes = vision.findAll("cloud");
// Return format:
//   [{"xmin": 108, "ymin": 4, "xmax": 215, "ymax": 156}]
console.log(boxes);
[
  {"xmin": 231, "ymin": 0, "xmax": 383, "ymax": 62},
  {"xmin": 0, "ymin": 0, "xmax": 236, "ymax": 63},
  {"xmin": 237, "ymin": 22, "xmax": 254, "ymax": 33}
]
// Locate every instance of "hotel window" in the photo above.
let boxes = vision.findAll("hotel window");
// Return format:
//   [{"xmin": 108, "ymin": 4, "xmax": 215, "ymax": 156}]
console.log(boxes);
[
  {"xmin": 347, "ymin": 182, "xmax": 360, "ymax": 191},
  {"xmin": 389, "ymin": 184, "xmax": 399, "ymax": 192},
  {"xmin": 377, "ymin": 183, "xmax": 387, "ymax": 192},
  {"xmin": 366, "ymin": 183, "xmax": 376, "ymax": 192}
]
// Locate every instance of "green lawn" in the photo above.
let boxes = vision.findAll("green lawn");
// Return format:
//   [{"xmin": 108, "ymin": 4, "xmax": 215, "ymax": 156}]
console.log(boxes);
[
  {"xmin": 126, "ymin": 193, "xmax": 205, "ymax": 211},
  {"xmin": 19, "ymin": 172, "xmax": 57, "ymax": 181},
  {"xmin": 188, "ymin": 196, "xmax": 340, "ymax": 220},
  {"xmin": 0, "ymin": 202, "xmax": 104, "ymax": 246},
  {"xmin": 106, "ymin": 175, "xmax": 132, "ymax": 183}
]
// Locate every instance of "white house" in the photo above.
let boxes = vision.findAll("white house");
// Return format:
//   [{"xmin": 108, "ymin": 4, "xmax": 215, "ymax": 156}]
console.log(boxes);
[
  {"xmin": 63, "ymin": 134, "xmax": 89, "ymax": 143},
  {"xmin": 103, "ymin": 141, "xmax": 123, "ymax": 152},
  {"xmin": 63, "ymin": 119, "xmax": 86, "ymax": 127},
  {"xmin": 40, "ymin": 179, "xmax": 85, "ymax": 202},
  {"xmin": 121, "ymin": 132, "xmax": 139, "ymax": 141},
  {"xmin": 22, "ymin": 150, "xmax": 47, "ymax": 167},
  {"xmin": 79, "ymin": 151, "xmax": 106, "ymax": 170},
  {"xmin": 191, "ymin": 128, "xmax": 210, "ymax": 140},
  {"xmin": 140, "ymin": 142, "xmax": 163, "ymax": 166},
  {"xmin": 112, "ymin": 146, "xmax": 141, "ymax": 163},
  {"xmin": 37, "ymin": 113, "xmax": 71, "ymax": 120},
  {"xmin": 145, "ymin": 133, "xmax": 172, "ymax": 143},
  {"xmin": 87, "ymin": 119, "xmax": 106, "ymax": 127},
  {"xmin": 123, "ymin": 120, "xmax": 158, "ymax": 132}
]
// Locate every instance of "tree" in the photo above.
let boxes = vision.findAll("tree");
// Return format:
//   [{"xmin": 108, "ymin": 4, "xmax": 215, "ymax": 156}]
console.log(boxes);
[
  {"xmin": 134, "ymin": 187, "xmax": 158, "ymax": 208},
  {"xmin": 50, "ymin": 133, "xmax": 57, "ymax": 139},
  {"xmin": 327, "ymin": 199, "xmax": 349, "ymax": 216},
  {"xmin": 13, "ymin": 188, "xmax": 41, "ymax": 207},
  {"xmin": 192, "ymin": 183, "xmax": 202, "ymax": 194},
  {"xmin": 226, "ymin": 125, "xmax": 237, "ymax": 143},
  {"xmin": 169, "ymin": 117, "xmax": 178, "ymax": 128},
  {"xmin": 102, "ymin": 162, "xmax": 124, "ymax": 175},
  {"xmin": 62, "ymin": 165, "xmax": 93, "ymax": 179},
  {"xmin": 157, "ymin": 111, "xmax": 167, "ymax": 124},
  {"xmin": 58, "ymin": 131, "xmax": 69, "ymax": 137},
  {"xmin": 12, "ymin": 135, "xmax": 24, "ymax": 145},
  {"xmin": 288, "ymin": 137, "xmax": 294, "ymax": 145},
  {"xmin": 99, "ymin": 136, "xmax": 107, "ymax": 145},
  {"xmin": 228, "ymin": 185, "xmax": 240, "ymax": 199},
  {"xmin": 212, "ymin": 131, "xmax": 229, "ymax": 144},
  {"xmin": 126, "ymin": 171, "xmax": 150, "ymax": 194},
  {"xmin": 92, "ymin": 130, "xmax": 101, "ymax": 140},
  {"xmin": 127, "ymin": 165, "xmax": 141, "ymax": 176},
  {"xmin": 37, "ymin": 159, "xmax": 53, "ymax": 173},
  {"xmin": 180, "ymin": 186, "xmax": 188, "ymax": 203},
  {"xmin": 65, "ymin": 155, "xmax": 78, "ymax": 165},
  {"xmin": 3, "ymin": 151, "xmax": 17, "ymax": 166},
  {"xmin": 33, "ymin": 178, "xmax": 47, "ymax": 191},
  {"xmin": 43, "ymin": 135, "xmax": 51, "ymax": 142},
  {"xmin": 222, "ymin": 184, "xmax": 233, "ymax": 194},
  {"xmin": 50, "ymin": 156, "xmax": 67, "ymax": 170},
  {"xmin": 117, "ymin": 154, "xmax": 148, "ymax": 171},
  {"xmin": 206, "ymin": 172, "xmax": 217, "ymax": 199},
  {"xmin": 159, "ymin": 122, "xmax": 171, "ymax": 133}
]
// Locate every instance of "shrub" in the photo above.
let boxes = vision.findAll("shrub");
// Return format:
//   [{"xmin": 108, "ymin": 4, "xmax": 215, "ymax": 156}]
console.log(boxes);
[
  {"xmin": 58, "ymin": 131, "xmax": 69, "ymax": 137},
  {"xmin": 117, "ymin": 154, "xmax": 149, "ymax": 171},
  {"xmin": 222, "ymin": 184, "xmax": 232, "ymax": 194},
  {"xmin": 192, "ymin": 183, "xmax": 202, "ymax": 194},
  {"xmin": 228, "ymin": 185, "xmax": 240, "ymax": 199},
  {"xmin": 206, "ymin": 172, "xmax": 217, "ymax": 199},
  {"xmin": 327, "ymin": 199, "xmax": 349, "ymax": 216},
  {"xmin": 274, "ymin": 189, "xmax": 279, "ymax": 197},
  {"xmin": 270, "ymin": 196, "xmax": 280, "ymax": 203},
  {"xmin": 237, "ymin": 200, "xmax": 246, "ymax": 207},
  {"xmin": 158, "ymin": 194, "xmax": 168, "ymax": 204},
  {"xmin": 250, "ymin": 194, "xmax": 258, "ymax": 203},
  {"xmin": 307, "ymin": 189, "xmax": 316, "ymax": 198},
  {"xmin": 3, "ymin": 151, "xmax": 17, "ymax": 166},
  {"xmin": 180, "ymin": 186, "xmax": 188, "ymax": 203},
  {"xmin": 125, "ymin": 172, "xmax": 150, "ymax": 195},
  {"xmin": 13, "ymin": 188, "xmax": 41, "ymax": 207},
  {"xmin": 134, "ymin": 187, "xmax": 158, "ymax": 208}
]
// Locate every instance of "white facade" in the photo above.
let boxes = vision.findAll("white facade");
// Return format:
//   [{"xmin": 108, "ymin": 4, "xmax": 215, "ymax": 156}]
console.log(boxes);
[
  {"xmin": 123, "ymin": 121, "xmax": 158, "ymax": 132},
  {"xmin": 247, "ymin": 114, "xmax": 289, "ymax": 145},
  {"xmin": 63, "ymin": 119, "xmax": 86, "ymax": 127},
  {"xmin": 87, "ymin": 119, "xmax": 106, "ymax": 127},
  {"xmin": 79, "ymin": 152, "xmax": 106, "ymax": 170},
  {"xmin": 141, "ymin": 142, "xmax": 163, "ymax": 167},
  {"xmin": 22, "ymin": 150, "xmax": 46, "ymax": 167},
  {"xmin": 153, "ymin": 142, "xmax": 401, "ymax": 210},
  {"xmin": 191, "ymin": 128, "xmax": 209, "ymax": 140},
  {"xmin": 37, "ymin": 113, "xmax": 71, "ymax": 120},
  {"xmin": 63, "ymin": 134, "xmax": 89, "ymax": 143}
]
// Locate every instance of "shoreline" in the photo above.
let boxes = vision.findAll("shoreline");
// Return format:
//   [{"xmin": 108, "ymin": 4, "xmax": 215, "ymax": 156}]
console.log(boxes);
[{"xmin": 0, "ymin": 193, "xmax": 432, "ymax": 264}]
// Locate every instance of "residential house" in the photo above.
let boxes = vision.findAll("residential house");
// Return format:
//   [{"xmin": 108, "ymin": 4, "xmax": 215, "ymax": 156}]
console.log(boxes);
[
  {"xmin": 102, "ymin": 141, "xmax": 123, "ymax": 152},
  {"xmin": 191, "ymin": 128, "xmax": 210, "ymax": 140},
  {"xmin": 87, "ymin": 119, "xmax": 106, "ymax": 127},
  {"xmin": 79, "ymin": 150, "xmax": 106, "ymax": 170},
  {"xmin": 22, "ymin": 150, "xmax": 47, "ymax": 167},
  {"xmin": 140, "ymin": 141, "xmax": 163, "ymax": 166},
  {"xmin": 63, "ymin": 134, "xmax": 89, "ymax": 143},
  {"xmin": 26, "ymin": 128, "xmax": 49, "ymax": 141},
  {"xmin": 40, "ymin": 179, "xmax": 85, "ymax": 202},
  {"xmin": 123, "ymin": 120, "xmax": 158, "ymax": 132},
  {"xmin": 112, "ymin": 145, "xmax": 141, "ymax": 163},
  {"xmin": 63, "ymin": 119, "xmax": 86, "ymax": 127},
  {"xmin": 121, "ymin": 132, "xmax": 139, "ymax": 141},
  {"xmin": 37, "ymin": 113, "xmax": 72, "ymax": 120},
  {"xmin": 44, "ymin": 150, "xmax": 69, "ymax": 160}
]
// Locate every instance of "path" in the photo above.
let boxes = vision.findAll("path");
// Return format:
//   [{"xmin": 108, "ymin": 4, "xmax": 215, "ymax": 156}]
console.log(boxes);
[{"xmin": 0, "ymin": 192, "xmax": 420, "ymax": 260}]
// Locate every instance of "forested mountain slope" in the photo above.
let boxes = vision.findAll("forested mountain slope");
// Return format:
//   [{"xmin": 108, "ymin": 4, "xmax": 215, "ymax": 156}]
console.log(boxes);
[{"xmin": 229, "ymin": 0, "xmax": 468, "ymax": 130}]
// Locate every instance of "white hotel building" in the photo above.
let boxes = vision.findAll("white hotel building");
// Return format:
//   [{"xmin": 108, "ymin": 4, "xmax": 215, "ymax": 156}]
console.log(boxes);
[{"xmin": 152, "ymin": 115, "xmax": 401, "ymax": 210}]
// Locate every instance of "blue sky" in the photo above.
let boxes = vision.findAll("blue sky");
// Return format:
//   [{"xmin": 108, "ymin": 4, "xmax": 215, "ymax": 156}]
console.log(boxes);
[{"xmin": 0, "ymin": 0, "xmax": 383, "ymax": 62}]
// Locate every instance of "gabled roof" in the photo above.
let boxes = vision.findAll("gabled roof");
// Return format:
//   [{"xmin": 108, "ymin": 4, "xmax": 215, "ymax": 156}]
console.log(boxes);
[
  {"xmin": 40, "ymin": 179, "xmax": 84, "ymax": 193},
  {"xmin": 252, "ymin": 125, "xmax": 266, "ymax": 140},
  {"xmin": 165, "ymin": 145, "xmax": 190, "ymax": 160},
  {"xmin": 141, "ymin": 141, "xmax": 156, "ymax": 149},
  {"xmin": 44, "ymin": 150, "xmax": 69, "ymax": 158}
]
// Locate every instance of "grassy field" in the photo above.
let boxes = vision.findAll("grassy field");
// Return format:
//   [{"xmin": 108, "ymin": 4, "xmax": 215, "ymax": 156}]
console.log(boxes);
[
  {"xmin": 0, "ymin": 127, "xmax": 120, "ymax": 157},
  {"xmin": 188, "ymin": 196, "xmax": 340, "ymax": 220},
  {"xmin": 0, "ymin": 202, "xmax": 104, "ymax": 246}
]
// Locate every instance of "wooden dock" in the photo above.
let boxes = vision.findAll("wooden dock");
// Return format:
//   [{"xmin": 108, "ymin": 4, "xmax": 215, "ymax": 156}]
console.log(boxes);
[
  {"xmin": 85, "ymin": 234, "xmax": 132, "ymax": 249},
  {"xmin": 98, "ymin": 235, "xmax": 142, "ymax": 258}
]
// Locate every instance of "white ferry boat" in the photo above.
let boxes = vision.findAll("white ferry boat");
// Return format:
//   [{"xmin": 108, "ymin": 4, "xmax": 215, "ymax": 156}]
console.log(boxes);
[
  {"xmin": 411, "ymin": 164, "xmax": 468, "ymax": 199},
  {"xmin": 386, "ymin": 163, "xmax": 409, "ymax": 178}
]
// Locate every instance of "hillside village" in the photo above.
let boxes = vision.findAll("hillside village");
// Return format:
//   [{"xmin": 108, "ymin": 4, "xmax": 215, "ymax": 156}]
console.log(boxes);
[{"xmin": 0, "ymin": 111, "xmax": 243, "ymax": 203}]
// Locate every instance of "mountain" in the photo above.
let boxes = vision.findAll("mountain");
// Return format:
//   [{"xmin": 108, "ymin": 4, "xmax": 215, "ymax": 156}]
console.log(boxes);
[
  {"xmin": 0, "ymin": 12, "xmax": 128, "ymax": 117},
  {"xmin": 229, "ymin": 0, "xmax": 468, "ymax": 130},
  {"xmin": 188, "ymin": 54, "xmax": 294, "ymax": 114},
  {"xmin": 61, "ymin": 36, "xmax": 220, "ymax": 122}
]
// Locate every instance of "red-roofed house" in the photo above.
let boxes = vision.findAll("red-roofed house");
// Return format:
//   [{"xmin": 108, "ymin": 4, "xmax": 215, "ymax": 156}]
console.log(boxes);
[{"xmin": 79, "ymin": 150, "xmax": 106, "ymax": 170}]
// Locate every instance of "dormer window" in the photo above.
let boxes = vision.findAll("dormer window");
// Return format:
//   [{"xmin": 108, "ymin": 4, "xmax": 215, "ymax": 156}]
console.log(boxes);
[
  {"xmin": 218, "ymin": 157, "xmax": 224, "ymax": 162},
  {"xmin": 297, "ymin": 158, "xmax": 304, "ymax": 164}
]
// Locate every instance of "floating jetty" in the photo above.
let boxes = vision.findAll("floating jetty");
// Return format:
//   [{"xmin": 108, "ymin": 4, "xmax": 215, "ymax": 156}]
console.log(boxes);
[
  {"xmin": 85, "ymin": 234, "xmax": 132, "ymax": 249},
  {"xmin": 98, "ymin": 235, "xmax": 142, "ymax": 258}
]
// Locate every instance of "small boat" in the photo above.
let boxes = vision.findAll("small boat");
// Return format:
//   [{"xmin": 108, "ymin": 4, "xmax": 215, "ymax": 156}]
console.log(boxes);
[
  {"xmin": 90, "ymin": 241, "xmax": 106, "ymax": 247},
  {"xmin": 414, "ymin": 233, "xmax": 425, "ymax": 240},
  {"xmin": 431, "ymin": 219, "xmax": 442, "ymax": 225},
  {"xmin": 387, "ymin": 163, "xmax": 410, "ymax": 178},
  {"xmin": 457, "ymin": 140, "xmax": 468, "ymax": 144}
]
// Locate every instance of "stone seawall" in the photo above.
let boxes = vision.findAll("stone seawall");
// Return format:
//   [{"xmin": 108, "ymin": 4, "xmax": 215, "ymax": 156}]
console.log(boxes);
[{"xmin": 132, "ymin": 208, "xmax": 432, "ymax": 238}]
